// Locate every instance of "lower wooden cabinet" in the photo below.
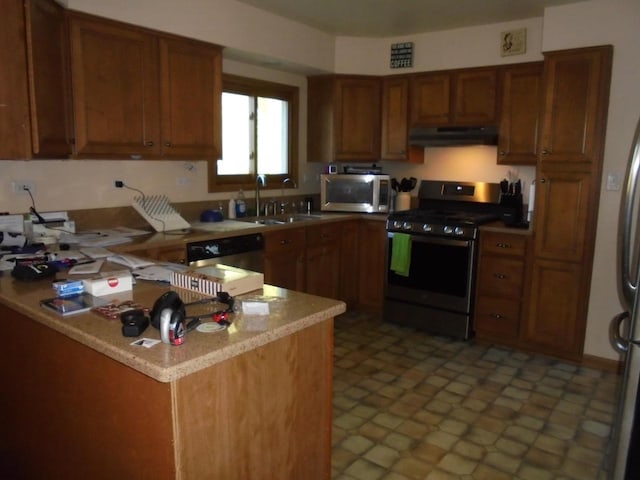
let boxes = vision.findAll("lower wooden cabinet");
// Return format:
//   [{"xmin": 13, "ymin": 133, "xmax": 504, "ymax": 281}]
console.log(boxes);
[
  {"xmin": 264, "ymin": 227, "xmax": 306, "ymax": 292},
  {"xmin": 475, "ymin": 230, "xmax": 529, "ymax": 345},
  {"xmin": 338, "ymin": 221, "xmax": 360, "ymax": 308},
  {"xmin": 305, "ymin": 223, "xmax": 341, "ymax": 299},
  {"xmin": 521, "ymin": 258, "xmax": 585, "ymax": 358},
  {"xmin": 357, "ymin": 219, "xmax": 387, "ymax": 312}
]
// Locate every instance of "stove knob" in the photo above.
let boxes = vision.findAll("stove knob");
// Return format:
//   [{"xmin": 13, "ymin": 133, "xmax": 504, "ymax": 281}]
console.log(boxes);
[
  {"xmin": 402, "ymin": 222, "xmax": 412, "ymax": 231},
  {"xmin": 422, "ymin": 223, "xmax": 432, "ymax": 232},
  {"xmin": 443, "ymin": 225, "xmax": 453, "ymax": 235},
  {"xmin": 392, "ymin": 220, "xmax": 402, "ymax": 229},
  {"xmin": 454, "ymin": 227, "xmax": 465, "ymax": 236}
]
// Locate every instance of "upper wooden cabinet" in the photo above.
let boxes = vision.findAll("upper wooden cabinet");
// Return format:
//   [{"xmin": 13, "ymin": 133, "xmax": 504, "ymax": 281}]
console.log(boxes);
[
  {"xmin": 307, "ymin": 75, "xmax": 381, "ymax": 163},
  {"xmin": 0, "ymin": 0, "xmax": 71, "ymax": 159},
  {"xmin": 409, "ymin": 67, "xmax": 498, "ymax": 127},
  {"xmin": 380, "ymin": 76, "xmax": 409, "ymax": 161},
  {"xmin": 537, "ymin": 47, "xmax": 613, "ymax": 171},
  {"xmin": 159, "ymin": 38, "xmax": 222, "ymax": 159},
  {"xmin": 68, "ymin": 13, "xmax": 222, "ymax": 160},
  {"xmin": 497, "ymin": 62, "xmax": 543, "ymax": 165}
]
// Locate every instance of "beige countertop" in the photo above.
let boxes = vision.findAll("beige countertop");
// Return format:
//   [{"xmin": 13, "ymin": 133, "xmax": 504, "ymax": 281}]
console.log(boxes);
[
  {"xmin": 479, "ymin": 220, "xmax": 533, "ymax": 235},
  {"xmin": 0, "ymin": 266, "xmax": 346, "ymax": 383},
  {"xmin": 114, "ymin": 211, "xmax": 387, "ymax": 253}
]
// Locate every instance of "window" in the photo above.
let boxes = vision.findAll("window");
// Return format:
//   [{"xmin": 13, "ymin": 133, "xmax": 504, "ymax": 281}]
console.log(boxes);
[{"xmin": 208, "ymin": 74, "xmax": 298, "ymax": 192}]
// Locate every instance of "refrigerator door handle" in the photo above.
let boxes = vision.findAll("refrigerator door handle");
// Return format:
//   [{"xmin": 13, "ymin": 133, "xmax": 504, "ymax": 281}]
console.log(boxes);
[
  {"xmin": 621, "ymin": 119, "xmax": 640, "ymax": 308},
  {"xmin": 611, "ymin": 311, "xmax": 631, "ymax": 353}
]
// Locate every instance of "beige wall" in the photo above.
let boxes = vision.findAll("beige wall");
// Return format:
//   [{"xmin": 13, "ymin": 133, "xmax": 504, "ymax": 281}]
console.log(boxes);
[{"xmin": 2, "ymin": 0, "xmax": 637, "ymax": 360}]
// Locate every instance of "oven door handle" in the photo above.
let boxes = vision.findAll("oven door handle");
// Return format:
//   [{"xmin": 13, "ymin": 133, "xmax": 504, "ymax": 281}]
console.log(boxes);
[{"xmin": 387, "ymin": 231, "xmax": 471, "ymax": 248}]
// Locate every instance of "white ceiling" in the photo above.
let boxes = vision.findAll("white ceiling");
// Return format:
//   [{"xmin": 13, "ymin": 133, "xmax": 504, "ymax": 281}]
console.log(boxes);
[{"xmin": 234, "ymin": 0, "xmax": 584, "ymax": 37}]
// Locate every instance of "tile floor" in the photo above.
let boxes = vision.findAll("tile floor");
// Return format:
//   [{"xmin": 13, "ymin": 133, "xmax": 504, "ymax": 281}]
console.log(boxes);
[{"xmin": 331, "ymin": 312, "xmax": 621, "ymax": 480}]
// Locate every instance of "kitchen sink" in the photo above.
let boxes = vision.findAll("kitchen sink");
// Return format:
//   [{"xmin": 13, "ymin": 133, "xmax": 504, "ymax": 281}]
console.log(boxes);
[{"xmin": 238, "ymin": 214, "xmax": 323, "ymax": 225}]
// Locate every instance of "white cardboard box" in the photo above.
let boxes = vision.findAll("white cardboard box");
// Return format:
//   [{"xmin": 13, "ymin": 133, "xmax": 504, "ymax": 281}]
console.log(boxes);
[
  {"xmin": 82, "ymin": 270, "xmax": 133, "ymax": 296},
  {"xmin": 170, "ymin": 264, "xmax": 263, "ymax": 297}
]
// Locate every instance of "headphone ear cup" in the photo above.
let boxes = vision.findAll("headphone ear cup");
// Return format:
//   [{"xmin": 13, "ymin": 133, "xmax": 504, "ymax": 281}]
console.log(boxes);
[
  {"xmin": 159, "ymin": 308, "xmax": 172, "ymax": 344},
  {"xmin": 151, "ymin": 291, "xmax": 183, "ymax": 329}
]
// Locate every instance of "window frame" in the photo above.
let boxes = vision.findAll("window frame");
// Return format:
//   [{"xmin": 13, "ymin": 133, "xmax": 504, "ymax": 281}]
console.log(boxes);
[{"xmin": 208, "ymin": 74, "xmax": 299, "ymax": 193}]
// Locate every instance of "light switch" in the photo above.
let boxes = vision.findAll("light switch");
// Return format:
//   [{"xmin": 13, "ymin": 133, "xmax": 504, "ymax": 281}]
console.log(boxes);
[{"xmin": 606, "ymin": 172, "xmax": 623, "ymax": 191}]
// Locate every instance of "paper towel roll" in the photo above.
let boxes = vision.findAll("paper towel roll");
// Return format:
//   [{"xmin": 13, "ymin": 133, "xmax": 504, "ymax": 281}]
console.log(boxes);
[{"xmin": 527, "ymin": 183, "xmax": 535, "ymax": 222}]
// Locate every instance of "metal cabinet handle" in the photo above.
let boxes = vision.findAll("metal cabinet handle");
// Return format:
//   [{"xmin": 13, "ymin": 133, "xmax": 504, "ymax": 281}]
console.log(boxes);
[
  {"xmin": 493, "ymin": 273, "xmax": 507, "ymax": 279},
  {"xmin": 279, "ymin": 239, "xmax": 292, "ymax": 245},
  {"xmin": 496, "ymin": 242, "xmax": 511, "ymax": 249},
  {"xmin": 539, "ymin": 178, "xmax": 546, "ymax": 183},
  {"xmin": 489, "ymin": 313, "xmax": 504, "ymax": 319},
  {"xmin": 499, "ymin": 150, "xmax": 506, "ymax": 156},
  {"xmin": 145, "ymin": 141, "xmax": 154, "ymax": 147},
  {"xmin": 541, "ymin": 149, "xmax": 549, "ymax": 155},
  {"xmin": 164, "ymin": 142, "xmax": 172, "ymax": 147}
]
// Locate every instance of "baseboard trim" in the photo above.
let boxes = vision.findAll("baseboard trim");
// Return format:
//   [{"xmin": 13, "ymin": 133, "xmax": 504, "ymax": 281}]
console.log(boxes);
[{"xmin": 582, "ymin": 353, "xmax": 623, "ymax": 373}]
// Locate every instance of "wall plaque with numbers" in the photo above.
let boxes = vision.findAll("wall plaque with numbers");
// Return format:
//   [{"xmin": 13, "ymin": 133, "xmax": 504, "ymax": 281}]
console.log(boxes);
[{"xmin": 390, "ymin": 42, "xmax": 413, "ymax": 69}]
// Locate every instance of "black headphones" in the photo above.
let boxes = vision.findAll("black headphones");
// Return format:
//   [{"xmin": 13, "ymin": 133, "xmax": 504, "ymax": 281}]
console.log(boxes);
[
  {"xmin": 150, "ymin": 291, "xmax": 186, "ymax": 346},
  {"xmin": 150, "ymin": 291, "xmax": 234, "ymax": 345}
]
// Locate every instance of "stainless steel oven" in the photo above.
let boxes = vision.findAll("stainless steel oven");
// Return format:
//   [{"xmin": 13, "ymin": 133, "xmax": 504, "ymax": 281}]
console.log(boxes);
[
  {"xmin": 384, "ymin": 180, "xmax": 503, "ymax": 339},
  {"xmin": 385, "ymin": 232, "xmax": 477, "ymax": 339}
]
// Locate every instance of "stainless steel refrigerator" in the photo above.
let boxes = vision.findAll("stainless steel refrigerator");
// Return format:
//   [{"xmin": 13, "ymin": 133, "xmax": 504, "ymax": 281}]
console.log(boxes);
[{"xmin": 611, "ymin": 116, "xmax": 640, "ymax": 479}]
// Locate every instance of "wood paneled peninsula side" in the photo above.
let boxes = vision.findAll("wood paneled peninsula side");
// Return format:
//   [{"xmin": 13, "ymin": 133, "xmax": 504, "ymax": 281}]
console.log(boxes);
[{"xmin": 0, "ymin": 268, "xmax": 344, "ymax": 479}]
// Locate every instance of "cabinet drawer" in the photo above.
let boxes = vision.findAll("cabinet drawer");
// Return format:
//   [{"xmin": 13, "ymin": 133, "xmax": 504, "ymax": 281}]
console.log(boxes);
[
  {"xmin": 477, "ymin": 256, "xmax": 524, "ymax": 298},
  {"xmin": 264, "ymin": 227, "xmax": 306, "ymax": 254},
  {"xmin": 481, "ymin": 231, "xmax": 528, "ymax": 256},
  {"xmin": 306, "ymin": 223, "xmax": 339, "ymax": 247},
  {"xmin": 475, "ymin": 296, "xmax": 520, "ymax": 338}
]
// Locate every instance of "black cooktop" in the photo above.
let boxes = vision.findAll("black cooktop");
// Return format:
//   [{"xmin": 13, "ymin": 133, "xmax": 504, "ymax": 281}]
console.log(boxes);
[{"xmin": 388, "ymin": 208, "xmax": 500, "ymax": 227}]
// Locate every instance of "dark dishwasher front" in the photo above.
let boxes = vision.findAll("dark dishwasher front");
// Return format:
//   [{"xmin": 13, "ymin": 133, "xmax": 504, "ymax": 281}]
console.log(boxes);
[{"xmin": 186, "ymin": 233, "xmax": 264, "ymax": 273}]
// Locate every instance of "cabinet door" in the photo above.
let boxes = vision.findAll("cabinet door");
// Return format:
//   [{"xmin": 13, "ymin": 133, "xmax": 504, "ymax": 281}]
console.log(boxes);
[
  {"xmin": 306, "ymin": 245, "xmax": 340, "ymax": 299},
  {"xmin": 533, "ymin": 172, "xmax": 593, "ymax": 263},
  {"xmin": 380, "ymin": 77, "xmax": 409, "ymax": 161},
  {"xmin": 0, "ymin": 0, "xmax": 32, "ymax": 158},
  {"xmin": 538, "ymin": 47, "xmax": 613, "ymax": 169},
  {"xmin": 522, "ymin": 258, "xmax": 584, "ymax": 359},
  {"xmin": 338, "ymin": 221, "xmax": 359, "ymax": 307},
  {"xmin": 264, "ymin": 228, "xmax": 306, "ymax": 291},
  {"xmin": 334, "ymin": 77, "xmax": 381, "ymax": 161},
  {"xmin": 498, "ymin": 63, "xmax": 543, "ymax": 165},
  {"xmin": 409, "ymin": 72, "xmax": 451, "ymax": 126},
  {"xmin": 357, "ymin": 220, "xmax": 387, "ymax": 311},
  {"xmin": 25, "ymin": 0, "xmax": 72, "ymax": 157},
  {"xmin": 69, "ymin": 14, "xmax": 161, "ymax": 157},
  {"xmin": 159, "ymin": 38, "xmax": 222, "ymax": 159},
  {"xmin": 453, "ymin": 67, "xmax": 498, "ymax": 125},
  {"xmin": 306, "ymin": 223, "xmax": 340, "ymax": 299}
]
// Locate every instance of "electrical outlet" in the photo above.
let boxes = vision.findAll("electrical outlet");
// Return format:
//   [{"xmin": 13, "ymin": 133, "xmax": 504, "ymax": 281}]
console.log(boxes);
[{"xmin": 12, "ymin": 181, "xmax": 35, "ymax": 194}]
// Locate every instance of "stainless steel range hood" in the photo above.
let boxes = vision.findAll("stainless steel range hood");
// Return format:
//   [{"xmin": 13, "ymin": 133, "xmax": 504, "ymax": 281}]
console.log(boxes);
[{"xmin": 408, "ymin": 126, "xmax": 499, "ymax": 147}]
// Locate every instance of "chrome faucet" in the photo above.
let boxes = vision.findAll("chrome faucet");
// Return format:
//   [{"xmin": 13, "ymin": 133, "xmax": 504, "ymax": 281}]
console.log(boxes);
[
  {"xmin": 255, "ymin": 174, "xmax": 266, "ymax": 217},
  {"xmin": 280, "ymin": 177, "xmax": 297, "ymax": 213}
]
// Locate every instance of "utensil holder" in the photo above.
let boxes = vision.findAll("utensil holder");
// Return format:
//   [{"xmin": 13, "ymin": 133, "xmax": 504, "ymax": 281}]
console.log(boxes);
[{"xmin": 395, "ymin": 192, "xmax": 411, "ymax": 211}]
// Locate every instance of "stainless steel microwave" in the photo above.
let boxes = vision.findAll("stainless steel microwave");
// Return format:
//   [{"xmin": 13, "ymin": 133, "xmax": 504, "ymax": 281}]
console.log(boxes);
[{"xmin": 320, "ymin": 174, "xmax": 391, "ymax": 213}]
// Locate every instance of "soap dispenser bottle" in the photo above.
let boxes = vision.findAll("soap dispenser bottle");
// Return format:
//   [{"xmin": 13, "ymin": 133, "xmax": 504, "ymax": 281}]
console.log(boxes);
[
  {"xmin": 235, "ymin": 189, "xmax": 247, "ymax": 217},
  {"xmin": 228, "ymin": 197, "xmax": 236, "ymax": 219}
]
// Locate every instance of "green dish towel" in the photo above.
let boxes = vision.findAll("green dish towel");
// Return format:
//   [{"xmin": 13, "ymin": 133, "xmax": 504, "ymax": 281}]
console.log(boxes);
[{"xmin": 390, "ymin": 233, "xmax": 412, "ymax": 277}]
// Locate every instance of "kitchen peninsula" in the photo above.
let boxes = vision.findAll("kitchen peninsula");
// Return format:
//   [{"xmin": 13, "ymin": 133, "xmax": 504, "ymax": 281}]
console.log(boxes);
[{"xmin": 0, "ymin": 265, "xmax": 345, "ymax": 479}]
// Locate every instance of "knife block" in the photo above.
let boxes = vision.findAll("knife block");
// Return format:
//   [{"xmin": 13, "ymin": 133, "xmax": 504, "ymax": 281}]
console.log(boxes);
[{"xmin": 499, "ymin": 193, "xmax": 524, "ymax": 225}]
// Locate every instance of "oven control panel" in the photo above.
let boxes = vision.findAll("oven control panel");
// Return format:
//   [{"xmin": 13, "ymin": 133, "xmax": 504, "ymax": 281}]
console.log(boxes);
[{"xmin": 387, "ymin": 220, "xmax": 476, "ymax": 240}]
